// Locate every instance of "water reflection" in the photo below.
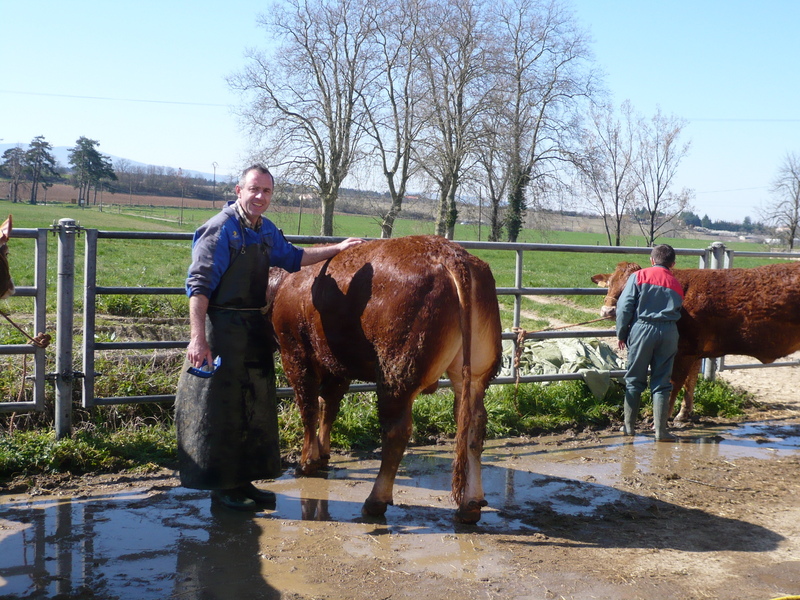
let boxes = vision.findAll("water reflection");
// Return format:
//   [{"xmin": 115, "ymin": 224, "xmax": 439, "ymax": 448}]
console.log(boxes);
[
  {"xmin": 0, "ymin": 488, "xmax": 279, "ymax": 600},
  {"xmin": 175, "ymin": 506, "xmax": 280, "ymax": 599},
  {"xmin": 0, "ymin": 420, "xmax": 796, "ymax": 598}
]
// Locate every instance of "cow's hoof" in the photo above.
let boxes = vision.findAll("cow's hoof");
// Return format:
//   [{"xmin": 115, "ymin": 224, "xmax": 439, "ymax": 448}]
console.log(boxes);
[
  {"xmin": 295, "ymin": 457, "xmax": 329, "ymax": 477},
  {"xmin": 455, "ymin": 499, "xmax": 487, "ymax": 524},
  {"xmin": 362, "ymin": 498, "xmax": 390, "ymax": 517},
  {"xmin": 672, "ymin": 415, "xmax": 688, "ymax": 424}
]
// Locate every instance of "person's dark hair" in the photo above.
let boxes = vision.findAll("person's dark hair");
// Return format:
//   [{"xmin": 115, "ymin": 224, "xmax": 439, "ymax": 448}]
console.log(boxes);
[
  {"xmin": 239, "ymin": 164, "xmax": 274, "ymax": 188},
  {"xmin": 651, "ymin": 244, "xmax": 676, "ymax": 267}
]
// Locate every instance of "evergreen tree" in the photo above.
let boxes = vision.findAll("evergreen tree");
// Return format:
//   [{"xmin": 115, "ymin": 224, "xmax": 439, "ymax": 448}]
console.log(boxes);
[
  {"xmin": 25, "ymin": 135, "xmax": 60, "ymax": 204},
  {"xmin": 68, "ymin": 137, "xmax": 117, "ymax": 205},
  {"xmin": 0, "ymin": 147, "xmax": 26, "ymax": 203}
]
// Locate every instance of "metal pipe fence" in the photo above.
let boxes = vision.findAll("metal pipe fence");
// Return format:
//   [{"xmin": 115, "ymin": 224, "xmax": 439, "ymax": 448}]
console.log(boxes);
[{"xmin": 3, "ymin": 226, "xmax": 800, "ymax": 435}]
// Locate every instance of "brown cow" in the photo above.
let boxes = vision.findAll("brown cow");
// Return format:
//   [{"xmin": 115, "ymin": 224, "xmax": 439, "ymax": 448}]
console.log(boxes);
[
  {"xmin": 592, "ymin": 260, "xmax": 800, "ymax": 422},
  {"xmin": 0, "ymin": 215, "xmax": 14, "ymax": 299},
  {"xmin": 267, "ymin": 235, "xmax": 502, "ymax": 524}
]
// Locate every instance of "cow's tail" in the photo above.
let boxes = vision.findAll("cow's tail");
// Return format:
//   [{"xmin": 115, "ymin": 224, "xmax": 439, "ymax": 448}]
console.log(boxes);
[{"xmin": 447, "ymin": 249, "xmax": 476, "ymax": 506}]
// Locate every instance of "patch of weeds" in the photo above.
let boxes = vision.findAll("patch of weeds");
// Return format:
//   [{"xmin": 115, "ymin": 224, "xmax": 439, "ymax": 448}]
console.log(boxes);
[
  {"xmin": 0, "ymin": 424, "xmax": 177, "ymax": 479},
  {"xmin": 682, "ymin": 376, "xmax": 750, "ymax": 418}
]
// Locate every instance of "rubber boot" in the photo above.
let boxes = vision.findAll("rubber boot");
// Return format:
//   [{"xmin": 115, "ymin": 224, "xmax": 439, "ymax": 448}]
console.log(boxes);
[
  {"xmin": 653, "ymin": 393, "xmax": 676, "ymax": 442},
  {"xmin": 622, "ymin": 391, "xmax": 640, "ymax": 436}
]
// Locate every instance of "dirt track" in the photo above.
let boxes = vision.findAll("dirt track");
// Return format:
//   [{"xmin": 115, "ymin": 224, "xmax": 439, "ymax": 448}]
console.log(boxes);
[{"xmin": 1, "ymin": 358, "xmax": 799, "ymax": 600}]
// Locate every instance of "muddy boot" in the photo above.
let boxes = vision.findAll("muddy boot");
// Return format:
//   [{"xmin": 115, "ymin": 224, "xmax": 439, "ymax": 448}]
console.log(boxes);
[
  {"xmin": 653, "ymin": 393, "xmax": 676, "ymax": 442},
  {"xmin": 622, "ymin": 392, "xmax": 640, "ymax": 436}
]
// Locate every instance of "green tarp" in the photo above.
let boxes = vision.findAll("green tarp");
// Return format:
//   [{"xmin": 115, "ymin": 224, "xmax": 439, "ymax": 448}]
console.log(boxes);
[{"xmin": 500, "ymin": 336, "xmax": 625, "ymax": 399}]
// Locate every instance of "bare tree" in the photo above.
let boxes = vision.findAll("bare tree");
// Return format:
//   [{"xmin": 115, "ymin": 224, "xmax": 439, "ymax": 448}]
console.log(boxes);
[
  {"xmin": 761, "ymin": 152, "xmax": 800, "ymax": 250},
  {"xmin": 229, "ymin": 0, "xmax": 375, "ymax": 236},
  {"xmin": 415, "ymin": 0, "xmax": 492, "ymax": 239},
  {"xmin": 492, "ymin": 0, "xmax": 596, "ymax": 242},
  {"xmin": 575, "ymin": 101, "xmax": 636, "ymax": 246},
  {"xmin": 474, "ymin": 108, "xmax": 511, "ymax": 241},
  {"xmin": 359, "ymin": 0, "xmax": 426, "ymax": 238},
  {"xmin": 630, "ymin": 108, "xmax": 693, "ymax": 245}
]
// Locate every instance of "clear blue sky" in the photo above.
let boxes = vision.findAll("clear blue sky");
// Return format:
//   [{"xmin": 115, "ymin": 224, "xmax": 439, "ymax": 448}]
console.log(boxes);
[{"xmin": 1, "ymin": 0, "xmax": 798, "ymax": 223}]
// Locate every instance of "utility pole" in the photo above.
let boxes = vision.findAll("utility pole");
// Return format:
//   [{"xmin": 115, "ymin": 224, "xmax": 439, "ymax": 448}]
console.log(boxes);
[
  {"xmin": 179, "ymin": 168, "xmax": 185, "ymax": 225},
  {"xmin": 212, "ymin": 162, "xmax": 218, "ymax": 210}
]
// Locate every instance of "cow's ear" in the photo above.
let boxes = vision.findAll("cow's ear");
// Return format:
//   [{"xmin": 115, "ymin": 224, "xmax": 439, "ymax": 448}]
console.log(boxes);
[
  {"xmin": 591, "ymin": 273, "xmax": 610, "ymax": 288},
  {"xmin": 0, "ymin": 215, "xmax": 11, "ymax": 245}
]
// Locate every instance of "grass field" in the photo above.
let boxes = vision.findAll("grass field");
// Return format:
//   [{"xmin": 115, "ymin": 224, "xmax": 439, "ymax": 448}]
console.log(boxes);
[
  {"xmin": 0, "ymin": 197, "xmax": 778, "ymax": 327},
  {"xmin": 0, "ymin": 197, "xmax": 761, "ymax": 476}
]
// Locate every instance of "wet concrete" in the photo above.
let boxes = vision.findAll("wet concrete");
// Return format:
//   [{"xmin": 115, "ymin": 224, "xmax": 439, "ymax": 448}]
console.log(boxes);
[{"xmin": 1, "ymin": 421, "xmax": 799, "ymax": 600}]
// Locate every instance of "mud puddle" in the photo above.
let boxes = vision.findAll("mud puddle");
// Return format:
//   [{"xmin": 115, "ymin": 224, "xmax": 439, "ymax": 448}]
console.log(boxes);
[{"xmin": 1, "ymin": 420, "xmax": 800, "ymax": 600}]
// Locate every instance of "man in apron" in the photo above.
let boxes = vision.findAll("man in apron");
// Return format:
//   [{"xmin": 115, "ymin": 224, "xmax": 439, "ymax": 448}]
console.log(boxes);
[{"xmin": 176, "ymin": 164, "xmax": 362, "ymax": 510}]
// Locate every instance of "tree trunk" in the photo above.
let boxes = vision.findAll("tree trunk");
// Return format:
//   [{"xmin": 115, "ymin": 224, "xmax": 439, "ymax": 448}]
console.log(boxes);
[
  {"xmin": 320, "ymin": 193, "xmax": 336, "ymax": 237},
  {"xmin": 380, "ymin": 200, "xmax": 402, "ymax": 239}
]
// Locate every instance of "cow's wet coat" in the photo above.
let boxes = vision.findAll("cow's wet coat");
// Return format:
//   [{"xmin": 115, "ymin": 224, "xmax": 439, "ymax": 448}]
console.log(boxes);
[{"xmin": 1, "ymin": 421, "xmax": 798, "ymax": 600}]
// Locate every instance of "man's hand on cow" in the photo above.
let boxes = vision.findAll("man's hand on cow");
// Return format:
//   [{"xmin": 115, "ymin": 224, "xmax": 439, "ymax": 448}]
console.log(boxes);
[
  {"xmin": 301, "ymin": 238, "xmax": 366, "ymax": 266},
  {"xmin": 337, "ymin": 237, "xmax": 365, "ymax": 252}
]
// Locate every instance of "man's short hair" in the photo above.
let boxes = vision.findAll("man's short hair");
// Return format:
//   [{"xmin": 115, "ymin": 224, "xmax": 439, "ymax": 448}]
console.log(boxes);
[
  {"xmin": 651, "ymin": 244, "xmax": 676, "ymax": 266},
  {"xmin": 239, "ymin": 164, "xmax": 274, "ymax": 188}
]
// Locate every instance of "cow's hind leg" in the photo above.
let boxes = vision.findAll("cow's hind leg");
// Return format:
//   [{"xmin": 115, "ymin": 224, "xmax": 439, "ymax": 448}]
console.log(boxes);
[
  {"xmin": 448, "ymin": 366, "xmax": 489, "ymax": 525},
  {"xmin": 362, "ymin": 386, "xmax": 415, "ymax": 518}
]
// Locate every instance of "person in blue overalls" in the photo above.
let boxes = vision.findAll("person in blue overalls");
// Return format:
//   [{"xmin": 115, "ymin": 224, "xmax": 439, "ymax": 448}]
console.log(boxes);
[
  {"xmin": 616, "ymin": 244, "xmax": 684, "ymax": 442},
  {"xmin": 176, "ymin": 164, "xmax": 363, "ymax": 510}
]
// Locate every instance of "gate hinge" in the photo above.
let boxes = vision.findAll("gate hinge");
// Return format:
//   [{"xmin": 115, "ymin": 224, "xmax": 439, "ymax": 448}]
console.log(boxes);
[{"xmin": 45, "ymin": 371, "xmax": 88, "ymax": 383}]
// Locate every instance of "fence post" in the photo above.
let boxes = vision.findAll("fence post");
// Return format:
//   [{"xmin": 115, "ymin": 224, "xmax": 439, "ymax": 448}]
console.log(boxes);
[
  {"xmin": 701, "ymin": 242, "xmax": 727, "ymax": 382},
  {"xmin": 55, "ymin": 218, "xmax": 79, "ymax": 439}
]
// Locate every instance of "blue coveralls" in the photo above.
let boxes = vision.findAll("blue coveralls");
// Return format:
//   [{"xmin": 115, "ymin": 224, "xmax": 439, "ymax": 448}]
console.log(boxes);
[{"xmin": 616, "ymin": 264, "xmax": 684, "ymax": 439}]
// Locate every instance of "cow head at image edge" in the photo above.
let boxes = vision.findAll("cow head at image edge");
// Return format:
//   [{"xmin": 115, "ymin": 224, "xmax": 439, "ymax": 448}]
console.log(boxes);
[{"xmin": 0, "ymin": 215, "xmax": 14, "ymax": 300}]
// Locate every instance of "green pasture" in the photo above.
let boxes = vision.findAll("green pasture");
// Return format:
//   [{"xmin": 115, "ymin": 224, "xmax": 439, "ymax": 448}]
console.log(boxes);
[
  {"xmin": 0, "ymin": 199, "xmax": 770, "ymax": 479},
  {"xmin": 0, "ymin": 198, "xmax": 779, "ymax": 332}
]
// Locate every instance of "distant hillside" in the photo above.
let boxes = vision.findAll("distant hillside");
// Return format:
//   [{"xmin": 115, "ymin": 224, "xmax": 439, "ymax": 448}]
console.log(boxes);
[{"xmin": 0, "ymin": 143, "xmax": 215, "ymax": 180}]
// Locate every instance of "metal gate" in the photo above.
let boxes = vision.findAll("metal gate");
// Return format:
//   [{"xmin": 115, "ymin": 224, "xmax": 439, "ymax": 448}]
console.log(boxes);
[{"xmin": 3, "ymin": 222, "xmax": 800, "ymax": 438}]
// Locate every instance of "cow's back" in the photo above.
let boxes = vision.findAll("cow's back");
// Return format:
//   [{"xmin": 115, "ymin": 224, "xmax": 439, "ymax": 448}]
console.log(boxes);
[
  {"xmin": 271, "ymin": 235, "xmax": 500, "ymax": 388},
  {"xmin": 675, "ymin": 262, "xmax": 800, "ymax": 361}
]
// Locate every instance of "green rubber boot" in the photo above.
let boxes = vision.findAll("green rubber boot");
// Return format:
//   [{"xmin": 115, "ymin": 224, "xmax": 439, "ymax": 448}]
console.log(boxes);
[
  {"xmin": 653, "ymin": 393, "xmax": 676, "ymax": 442},
  {"xmin": 622, "ymin": 391, "xmax": 640, "ymax": 436}
]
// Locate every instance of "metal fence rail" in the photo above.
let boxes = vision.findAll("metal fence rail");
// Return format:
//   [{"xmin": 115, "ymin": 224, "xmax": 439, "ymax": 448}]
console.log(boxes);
[{"xmin": 3, "ymin": 226, "xmax": 800, "ymax": 436}]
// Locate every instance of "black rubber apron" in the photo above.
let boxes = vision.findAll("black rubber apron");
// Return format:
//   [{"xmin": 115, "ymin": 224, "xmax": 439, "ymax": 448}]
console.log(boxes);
[{"xmin": 176, "ymin": 227, "xmax": 279, "ymax": 490}]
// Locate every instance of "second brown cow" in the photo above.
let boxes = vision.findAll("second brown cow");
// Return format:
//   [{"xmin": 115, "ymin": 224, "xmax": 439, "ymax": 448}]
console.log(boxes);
[
  {"xmin": 592, "ymin": 260, "xmax": 800, "ymax": 422},
  {"xmin": 267, "ymin": 235, "xmax": 502, "ymax": 523}
]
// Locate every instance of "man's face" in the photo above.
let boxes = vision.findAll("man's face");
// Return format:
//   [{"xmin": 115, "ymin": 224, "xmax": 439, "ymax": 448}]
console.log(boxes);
[{"xmin": 236, "ymin": 170, "xmax": 274, "ymax": 221}]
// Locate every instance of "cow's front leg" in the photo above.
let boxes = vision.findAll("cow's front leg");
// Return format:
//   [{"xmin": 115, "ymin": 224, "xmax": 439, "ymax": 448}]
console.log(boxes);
[
  {"xmin": 673, "ymin": 359, "xmax": 701, "ymax": 423},
  {"xmin": 290, "ymin": 373, "xmax": 326, "ymax": 475},
  {"xmin": 672, "ymin": 357, "xmax": 701, "ymax": 423},
  {"xmin": 362, "ymin": 390, "xmax": 414, "ymax": 518},
  {"xmin": 316, "ymin": 377, "xmax": 349, "ymax": 468}
]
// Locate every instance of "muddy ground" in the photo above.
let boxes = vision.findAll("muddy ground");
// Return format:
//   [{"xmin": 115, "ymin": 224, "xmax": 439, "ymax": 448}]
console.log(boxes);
[{"xmin": 1, "ymin": 357, "xmax": 800, "ymax": 600}]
